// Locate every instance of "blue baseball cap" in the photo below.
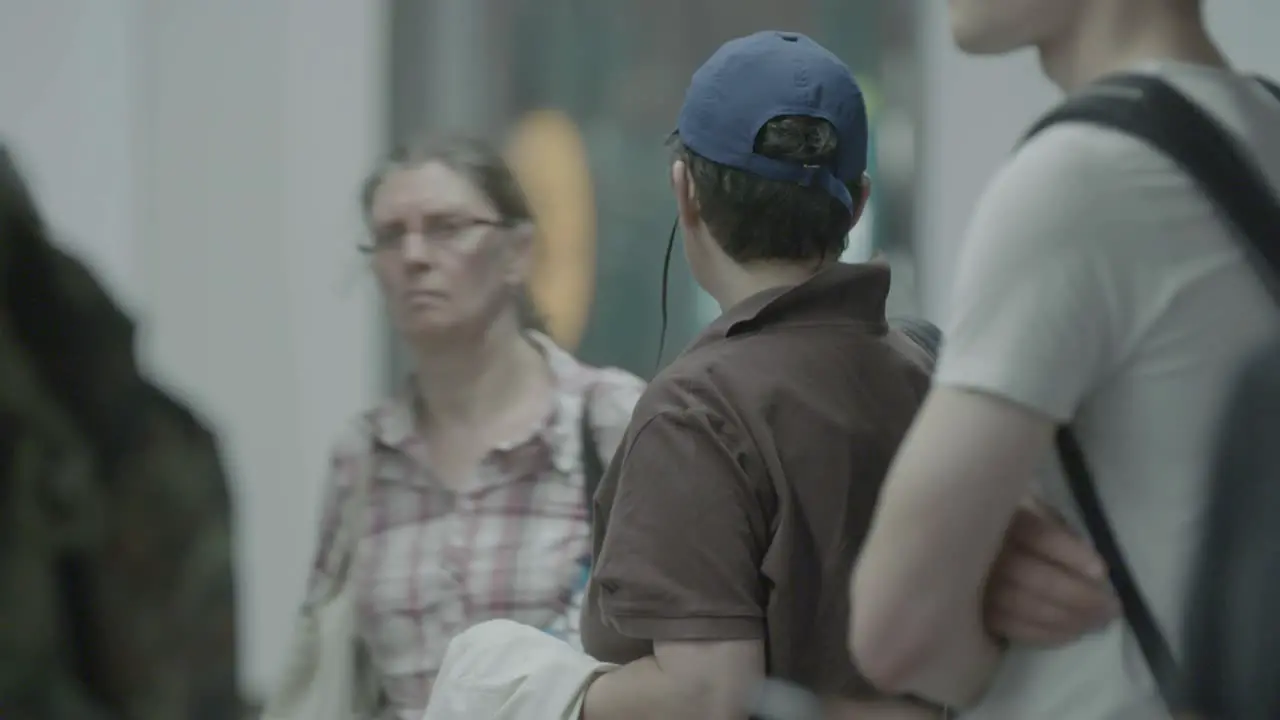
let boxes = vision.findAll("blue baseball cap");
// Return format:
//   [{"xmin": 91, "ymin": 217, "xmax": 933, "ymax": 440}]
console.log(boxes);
[{"xmin": 676, "ymin": 31, "xmax": 868, "ymax": 212}]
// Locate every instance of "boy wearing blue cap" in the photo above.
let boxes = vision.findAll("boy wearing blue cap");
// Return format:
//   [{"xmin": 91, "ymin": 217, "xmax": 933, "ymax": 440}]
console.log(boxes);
[
  {"xmin": 574, "ymin": 30, "xmax": 1107, "ymax": 720},
  {"xmin": 576, "ymin": 30, "xmax": 935, "ymax": 720}
]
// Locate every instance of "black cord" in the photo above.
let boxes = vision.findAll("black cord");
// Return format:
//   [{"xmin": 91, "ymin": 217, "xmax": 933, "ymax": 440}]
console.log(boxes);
[{"xmin": 654, "ymin": 216, "xmax": 678, "ymax": 371}]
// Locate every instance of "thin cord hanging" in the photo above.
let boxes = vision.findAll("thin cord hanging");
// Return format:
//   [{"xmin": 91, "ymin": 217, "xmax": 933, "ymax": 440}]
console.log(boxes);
[{"xmin": 654, "ymin": 217, "xmax": 678, "ymax": 372}]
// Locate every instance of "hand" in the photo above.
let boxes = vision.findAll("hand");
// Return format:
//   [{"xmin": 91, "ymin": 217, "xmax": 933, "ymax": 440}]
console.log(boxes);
[{"xmin": 983, "ymin": 501, "xmax": 1120, "ymax": 646}]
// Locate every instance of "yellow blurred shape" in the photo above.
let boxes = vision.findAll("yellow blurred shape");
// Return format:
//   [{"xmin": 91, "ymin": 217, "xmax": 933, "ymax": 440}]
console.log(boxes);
[
  {"xmin": 856, "ymin": 74, "xmax": 882, "ymax": 122},
  {"xmin": 506, "ymin": 109, "xmax": 597, "ymax": 351}
]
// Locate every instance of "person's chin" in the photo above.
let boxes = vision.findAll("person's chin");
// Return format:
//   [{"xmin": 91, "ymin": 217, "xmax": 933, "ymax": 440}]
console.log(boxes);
[
  {"xmin": 401, "ymin": 309, "xmax": 460, "ymax": 337},
  {"xmin": 951, "ymin": 24, "xmax": 1027, "ymax": 55}
]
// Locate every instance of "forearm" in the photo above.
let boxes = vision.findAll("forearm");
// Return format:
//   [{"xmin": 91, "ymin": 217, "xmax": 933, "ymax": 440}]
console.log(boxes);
[
  {"xmin": 902, "ymin": 618, "xmax": 1003, "ymax": 708},
  {"xmin": 854, "ymin": 545, "xmax": 1003, "ymax": 707},
  {"xmin": 854, "ymin": 393, "xmax": 1040, "ymax": 706},
  {"xmin": 581, "ymin": 658, "xmax": 699, "ymax": 720},
  {"xmin": 853, "ymin": 530, "xmax": 1003, "ymax": 695},
  {"xmin": 582, "ymin": 640, "xmax": 760, "ymax": 720}
]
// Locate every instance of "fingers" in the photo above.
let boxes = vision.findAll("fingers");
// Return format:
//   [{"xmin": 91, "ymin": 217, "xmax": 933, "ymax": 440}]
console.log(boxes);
[
  {"xmin": 985, "ymin": 562, "xmax": 1112, "ymax": 638},
  {"xmin": 982, "ymin": 606, "xmax": 1080, "ymax": 646},
  {"xmin": 984, "ymin": 535, "xmax": 1120, "ymax": 646},
  {"xmin": 1006, "ymin": 506, "xmax": 1108, "ymax": 580},
  {"xmin": 985, "ymin": 503, "xmax": 1123, "ymax": 647},
  {"xmin": 985, "ymin": 593, "xmax": 1109, "ymax": 646}
]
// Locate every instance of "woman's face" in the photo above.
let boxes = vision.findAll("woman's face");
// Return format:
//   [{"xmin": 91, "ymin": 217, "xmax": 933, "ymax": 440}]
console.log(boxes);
[{"xmin": 367, "ymin": 161, "xmax": 531, "ymax": 340}]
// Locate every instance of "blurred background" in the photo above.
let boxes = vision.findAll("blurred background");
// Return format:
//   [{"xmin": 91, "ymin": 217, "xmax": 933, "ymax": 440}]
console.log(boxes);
[{"xmin": 1, "ymin": 0, "xmax": 1277, "ymax": 701}]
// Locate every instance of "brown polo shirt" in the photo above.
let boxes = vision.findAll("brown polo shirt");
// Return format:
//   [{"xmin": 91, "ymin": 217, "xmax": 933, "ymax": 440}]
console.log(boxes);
[{"xmin": 580, "ymin": 261, "xmax": 932, "ymax": 699}]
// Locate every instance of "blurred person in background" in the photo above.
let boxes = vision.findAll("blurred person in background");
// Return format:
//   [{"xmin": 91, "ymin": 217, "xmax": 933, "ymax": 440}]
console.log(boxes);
[
  {"xmin": 0, "ymin": 143, "xmax": 239, "ymax": 719},
  {"xmin": 851, "ymin": 0, "xmax": 1280, "ymax": 717},
  {"xmin": 275, "ymin": 134, "xmax": 643, "ymax": 720}
]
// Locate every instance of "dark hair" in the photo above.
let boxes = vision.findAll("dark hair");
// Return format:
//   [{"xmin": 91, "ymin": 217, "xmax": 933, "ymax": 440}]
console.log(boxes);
[
  {"xmin": 671, "ymin": 115, "xmax": 863, "ymax": 264},
  {"xmin": 359, "ymin": 133, "xmax": 547, "ymax": 332}
]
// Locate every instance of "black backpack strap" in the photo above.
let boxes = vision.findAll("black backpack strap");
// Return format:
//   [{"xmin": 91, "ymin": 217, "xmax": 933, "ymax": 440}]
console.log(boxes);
[
  {"xmin": 1055, "ymin": 428, "xmax": 1183, "ymax": 706},
  {"xmin": 580, "ymin": 388, "xmax": 605, "ymax": 523},
  {"xmin": 1024, "ymin": 72, "xmax": 1280, "ymax": 712},
  {"xmin": 889, "ymin": 317, "xmax": 943, "ymax": 363},
  {"xmin": 1255, "ymin": 75, "xmax": 1280, "ymax": 104},
  {"xmin": 1024, "ymin": 73, "xmax": 1280, "ymax": 301}
]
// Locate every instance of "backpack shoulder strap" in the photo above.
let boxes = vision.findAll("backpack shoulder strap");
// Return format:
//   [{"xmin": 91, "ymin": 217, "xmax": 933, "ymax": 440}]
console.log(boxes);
[
  {"xmin": 1024, "ymin": 72, "xmax": 1280, "ymax": 301},
  {"xmin": 580, "ymin": 388, "xmax": 605, "ymax": 523},
  {"xmin": 1054, "ymin": 427, "xmax": 1182, "ymax": 708},
  {"xmin": 889, "ymin": 317, "xmax": 943, "ymax": 362},
  {"xmin": 1023, "ymin": 72, "xmax": 1280, "ymax": 713},
  {"xmin": 1255, "ymin": 75, "xmax": 1280, "ymax": 105}
]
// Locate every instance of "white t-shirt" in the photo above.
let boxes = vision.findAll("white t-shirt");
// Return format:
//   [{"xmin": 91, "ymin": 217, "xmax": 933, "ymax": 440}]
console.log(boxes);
[{"xmin": 935, "ymin": 62, "xmax": 1280, "ymax": 719}]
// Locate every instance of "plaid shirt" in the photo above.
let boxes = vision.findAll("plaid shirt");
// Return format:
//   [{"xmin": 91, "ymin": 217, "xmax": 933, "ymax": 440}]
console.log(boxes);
[{"xmin": 304, "ymin": 334, "xmax": 642, "ymax": 720}]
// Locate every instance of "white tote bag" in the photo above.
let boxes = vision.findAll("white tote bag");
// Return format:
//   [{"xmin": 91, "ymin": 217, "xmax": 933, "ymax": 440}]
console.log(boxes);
[
  {"xmin": 263, "ymin": 451, "xmax": 380, "ymax": 720},
  {"xmin": 423, "ymin": 620, "xmax": 615, "ymax": 720}
]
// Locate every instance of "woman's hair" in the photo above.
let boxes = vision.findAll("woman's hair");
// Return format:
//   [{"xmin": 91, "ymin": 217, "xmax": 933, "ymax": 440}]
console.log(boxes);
[
  {"xmin": 359, "ymin": 133, "xmax": 547, "ymax": 332},
  {"xmin": 360, "ymin": 134, "xmax": 532, "ymax": 227}
]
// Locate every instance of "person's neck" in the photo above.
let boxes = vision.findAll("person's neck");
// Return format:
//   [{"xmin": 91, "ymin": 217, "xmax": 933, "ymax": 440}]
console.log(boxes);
[
  {"xmin": 411, "ymin": 317, "xmax": 542, "ymax": 426},
  {"xmin": 711, "ymin": 258, "xmax": 834, "ymax": 311},
  {"xmin": 1039, "ymin": 2, "xmax": 1228, "ymax": 93}
]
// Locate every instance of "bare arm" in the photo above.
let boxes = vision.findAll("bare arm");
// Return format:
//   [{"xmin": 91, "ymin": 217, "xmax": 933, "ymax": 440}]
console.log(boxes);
[
  {"xmin": 848, "ymin": 125, "xmax": 1144, "ymax": 706},
  {"xmin": 983, "ymin": 501, "xmax": 1116, "ymax": 646},
  {"xmin": 580, "ymin": 409, "xmax": 767, "ymax": 719},
  {"xmin": 583, "ymin": 640, "xmax": 764, "ymax": 720},
  {"xmin": 850, "ymin": 387, "xmax": 1057, "ymax": 706}
]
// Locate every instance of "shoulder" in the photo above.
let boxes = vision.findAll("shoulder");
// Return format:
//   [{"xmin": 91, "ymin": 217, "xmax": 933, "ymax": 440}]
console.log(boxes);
[
  {"xmin": 321, "ymin": 406, "xmax": 390, "ymax": 494},
  {"xmin": 971, "ymin": 122, "xmax": 1174, "ymax": 260},
  {"xmin": 583, "ymin": 364, "xmax": 646, "ymax": 425},
  {"xmin": 578, "ymin": 363, "xmax": 646, "ymax": 460},
  {"xmin": 625, "ymin": 352, "xmax": 749, "ymax": 454},
  {"xmin": 530, "ymin": 331, "xmax": 645, "ymax": 426},
  {"xmin": 1009, "ymin": 120, "xmax": 1166, "ymax": 193},
  {"xmin": 952, "ymin": 120, "xmax": 1187, "ymax": 314},
  {"xmin": 613, "ymin": 404, "xmax": 755, "ymax": 492}
]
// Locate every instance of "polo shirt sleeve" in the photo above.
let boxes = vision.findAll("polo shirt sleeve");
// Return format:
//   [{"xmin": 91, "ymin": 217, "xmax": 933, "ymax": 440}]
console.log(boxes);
[
  {"xmin": 934, "ymin": 125, "xmax": 1144, "ymax": 421},
  {"xmin": 591, "ymin": 409, "xmax": 768, "ymax": 641}
]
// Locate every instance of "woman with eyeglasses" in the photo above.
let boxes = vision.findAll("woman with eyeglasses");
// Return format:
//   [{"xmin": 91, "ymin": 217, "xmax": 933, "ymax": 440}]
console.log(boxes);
[{"xmin": 274, "ymin": 134, "xmax": 644, "ymax": 720}]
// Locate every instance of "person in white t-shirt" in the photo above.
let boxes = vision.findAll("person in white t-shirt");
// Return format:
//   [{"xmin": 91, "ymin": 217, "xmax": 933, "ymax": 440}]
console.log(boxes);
[{"xmin": 850, "ymin": 1, "xmax": 1280, "ymax": 718}]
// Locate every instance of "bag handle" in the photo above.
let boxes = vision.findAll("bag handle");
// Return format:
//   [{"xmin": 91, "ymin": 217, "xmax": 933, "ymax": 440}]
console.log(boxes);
[{"xmin": 1023, "ymin": 72, "xmax": 1280, "ymax": 712}]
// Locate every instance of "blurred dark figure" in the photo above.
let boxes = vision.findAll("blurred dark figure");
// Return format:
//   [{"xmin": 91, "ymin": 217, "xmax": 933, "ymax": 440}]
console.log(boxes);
[
  {"xmin": 0, "ymin": 145, "xmax": 239, "ymax": 719},
  {"xmin": 1183, "ymin": 338, "xmax": 1280, "ymax": 720}
]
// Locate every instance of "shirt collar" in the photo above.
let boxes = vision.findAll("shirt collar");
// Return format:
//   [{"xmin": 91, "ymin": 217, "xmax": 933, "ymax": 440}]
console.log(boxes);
[
  {"xmin": 692, "ymin": 261, "xmax": 891, "ymax": 351},
  {"xmin": 369, "ymin": 332, "xmax": 594, "ymax": 475}
]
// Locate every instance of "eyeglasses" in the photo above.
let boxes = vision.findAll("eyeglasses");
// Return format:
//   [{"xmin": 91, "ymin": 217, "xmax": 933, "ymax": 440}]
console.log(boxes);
[{"xmin": 360, "ymin": 214, "xmax": 506, "ymax": 254}]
